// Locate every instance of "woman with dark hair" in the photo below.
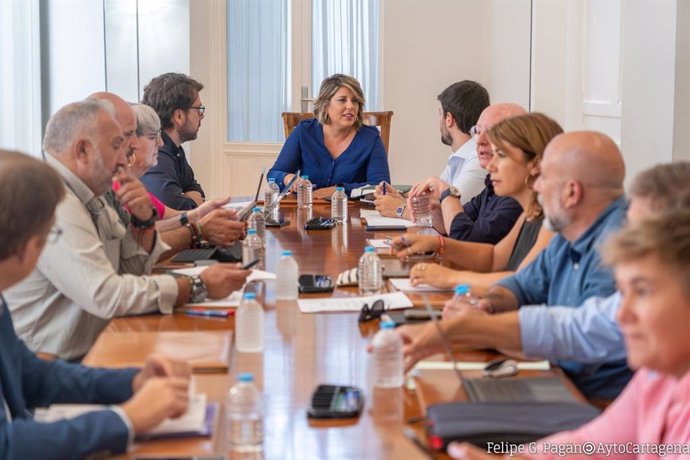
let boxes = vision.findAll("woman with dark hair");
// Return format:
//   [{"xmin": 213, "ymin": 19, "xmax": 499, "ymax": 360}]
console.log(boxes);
[
  {"xmin": 391, "ymin": 113, "xmax": 562, "ymax": 295},
  {"xmin": 268, "ymin": 74, "xmax": 390, "ymax": 198}
]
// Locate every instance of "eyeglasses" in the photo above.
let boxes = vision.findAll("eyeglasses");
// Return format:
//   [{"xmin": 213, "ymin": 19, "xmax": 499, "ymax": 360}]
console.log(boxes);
[
  {"xmin": 188, "ymin": 105, "xmax": 205, "ymax": 116},
  {"xmin": 358, "ymin": 299, "xmax": 387, "ymax": 323},
  {"xmin": 470, "ymin": 124, "xmax": 492, "ymax": 138},
  {"xmin": 48, "ymin": 225, "xmax": 63, "ymax": 243}
]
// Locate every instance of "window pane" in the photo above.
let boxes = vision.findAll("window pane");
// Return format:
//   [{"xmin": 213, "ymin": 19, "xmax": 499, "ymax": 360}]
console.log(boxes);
[
  {"xmin": 312, "ymin": 0, "xmax": 380, "ymax": 111},
  {"xmin": 227, "ymin": 0, "xmax": 291, "ymax": 143}
]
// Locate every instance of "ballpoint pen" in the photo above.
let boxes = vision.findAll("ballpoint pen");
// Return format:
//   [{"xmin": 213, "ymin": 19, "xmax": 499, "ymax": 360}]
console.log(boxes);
[
  {"xmin": 184, "ymin": 309, "xmax": 233, "ymax": 318},
  {"xmin": 380, "ymin": 180, "xmax": 388, "ymax": 195}
]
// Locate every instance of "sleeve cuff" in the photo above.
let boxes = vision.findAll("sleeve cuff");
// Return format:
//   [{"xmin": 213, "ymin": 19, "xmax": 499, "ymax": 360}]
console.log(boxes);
[
  {"xmin": 109, "ymin": 406, "xmax": 134, "ymax": 451},
  {"xmin": 156, "ymin": 274, "xmax": 179, "ymax": 314},
  {"xmin": 518, "ymin": 306, "xmax": 553, "ymax": 359}
]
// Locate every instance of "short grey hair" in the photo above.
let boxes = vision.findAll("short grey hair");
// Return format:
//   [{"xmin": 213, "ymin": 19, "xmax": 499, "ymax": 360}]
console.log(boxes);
[
  {"xmin": 132, "ymin": 103, "xmax": 161, "ymax": 136},
  {"xmin": 43, "ymin": 99, "xmax": 116, "ymax": 154}
]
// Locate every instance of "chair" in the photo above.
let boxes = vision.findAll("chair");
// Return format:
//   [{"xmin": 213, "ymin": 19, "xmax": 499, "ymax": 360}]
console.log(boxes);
[{"xmin": 281, "ymin": 111, "xmax": 394, "ymax": 155}]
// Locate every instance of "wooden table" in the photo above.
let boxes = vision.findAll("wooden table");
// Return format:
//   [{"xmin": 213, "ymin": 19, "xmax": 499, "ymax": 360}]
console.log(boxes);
[{"xmin": 87, "ymin": 202, "xmax": 583, "ymax": 460}]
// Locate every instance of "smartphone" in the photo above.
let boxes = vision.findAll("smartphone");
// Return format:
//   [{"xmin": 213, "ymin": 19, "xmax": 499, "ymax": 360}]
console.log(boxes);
[{"xmin": 299, "ymin": 274, "xmax": 334, "ymax": 293}]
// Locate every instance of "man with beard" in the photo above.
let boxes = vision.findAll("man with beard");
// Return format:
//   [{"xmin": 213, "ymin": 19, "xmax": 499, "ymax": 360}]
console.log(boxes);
[{"xmin": 141, "ymin": 73, "xmax": 207, "ymax": 210}]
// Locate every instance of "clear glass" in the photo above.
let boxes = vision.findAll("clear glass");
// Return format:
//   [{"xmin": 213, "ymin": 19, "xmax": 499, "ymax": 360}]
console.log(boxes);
[{"xmin": 410, "ymin": 195, "xmax": 433, "ymax": 228}]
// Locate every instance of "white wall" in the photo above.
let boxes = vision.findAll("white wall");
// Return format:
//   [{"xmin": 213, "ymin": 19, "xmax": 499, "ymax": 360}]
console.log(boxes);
[{"xmin": 381, "ymin": 0, "xmax": 532, "ymax": 185}]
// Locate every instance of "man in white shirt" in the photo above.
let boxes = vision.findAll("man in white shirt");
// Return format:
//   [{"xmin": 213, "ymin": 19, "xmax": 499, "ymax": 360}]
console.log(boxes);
[{"xmin": 374, "ymin": 80, "xmax": 489, "ymax": 218}]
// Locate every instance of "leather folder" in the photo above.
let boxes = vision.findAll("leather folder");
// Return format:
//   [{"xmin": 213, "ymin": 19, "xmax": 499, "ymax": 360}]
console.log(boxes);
[{"xmin": 83, "ymin": 331, "xmax": 232, "ymax": 373}]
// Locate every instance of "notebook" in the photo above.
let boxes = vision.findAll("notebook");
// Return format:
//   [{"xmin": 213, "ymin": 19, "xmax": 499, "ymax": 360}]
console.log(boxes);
[{"xmin": 82, "ymin": 331, "xmax": 232, "ymax": 373}]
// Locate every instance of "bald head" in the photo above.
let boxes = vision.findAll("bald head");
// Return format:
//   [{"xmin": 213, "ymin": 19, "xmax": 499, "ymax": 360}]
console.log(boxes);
[
  {"xmin": 475, "ymin": 103, "xmax": 528, "ymax": 166},
  {"xmin": 545, "ymin": 131, "xmax": 625, "ymax": 190},
  {"xmin": 89, "ymin": 92, "xmax": 138, "ymax": 156}
]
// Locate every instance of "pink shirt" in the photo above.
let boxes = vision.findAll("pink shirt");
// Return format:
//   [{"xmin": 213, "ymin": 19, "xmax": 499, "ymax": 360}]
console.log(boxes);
[
  {"xmin": 530, "ymin": 368, "xmax": 690, "ymax": 460},
  {"xmin": 111, "ymin": 181, "xmax": 166, "ymax": 219}
]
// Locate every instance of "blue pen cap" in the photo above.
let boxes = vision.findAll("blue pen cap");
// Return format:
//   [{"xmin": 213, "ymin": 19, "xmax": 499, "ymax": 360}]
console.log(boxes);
[
  {"xmin": 243, "ymin": 292, "xmax": 257, "ymax": 300},
  {"xmin": 380, "ymin": 320, "xmax": 395, "ymax": 330},
  {"xmin": 454, "ymin": 284, "xmax": 471, "ymax": 295},
  {"xmin": 364, "ymin": 246, "xmax": 375, "ymax": 253},
  {"xmin": 238, "ymin": 372, "xmax": 254, "ymax": 383},
  {"xmin": 281, "ymin": 250, "xmax": 292, "ymax": 256}
]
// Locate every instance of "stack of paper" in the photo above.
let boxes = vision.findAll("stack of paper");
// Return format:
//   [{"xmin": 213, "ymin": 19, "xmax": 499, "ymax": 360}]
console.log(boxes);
[
  {"xmin": 364, "ymin": 216, "xmax": 415, "ymax": 230},
  {"xmin": 298, "ymin": 291, "xmax": 413, "ymax": 313}
]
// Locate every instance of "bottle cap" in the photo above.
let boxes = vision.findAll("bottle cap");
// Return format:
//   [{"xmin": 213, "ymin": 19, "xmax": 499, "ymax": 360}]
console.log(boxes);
[
  {"xmin": 364, "ymin": 246, "xmax": 375, "ymax": 253},
  {"xmin": 454, "ymin": 284, "xmax": 471, "ymax": 295},
  {"xmin": 237, "ymin": 372, "xmax": 254, "ymax": 382},
  {"xmin": 243, "ymin": 292, "xmax": 257, "ymax": 300},
  {"xmin": 302, "ymin": 175, "xmax": 309, "ymax": 180},
  {"xmin": 281, "ymin": 250, "xmax": 292, "ymax": 256},
  {"xmin": 380, "ymin": 320, "xmax": 395, "ymax": 329},
  {"xmin": 252, "ymin": 207, "xmax": 261, "ymax": 212},
  {"xmin": 268, "ymin": 177, "xmax": 276, "ymax": 183},
  {"xmin": 335, "ymin": 186, "xmax": 345, "ymax": 192},
  {"xmin": 247, "ymin": 228, "xmax": 257, "ymax": 235}
]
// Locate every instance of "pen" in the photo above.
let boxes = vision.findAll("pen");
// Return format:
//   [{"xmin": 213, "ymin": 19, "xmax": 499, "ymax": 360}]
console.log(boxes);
[
  {"xmin": 184, "ymin": 309, "xmax": 233, "ymax": 318},
  {"xmin": 241, "ymin": 258, "xmax": 260, "ymax": 270},
  {"xmin": 380, "ymin": 181, "xmax": 388, "ymax": 195}
]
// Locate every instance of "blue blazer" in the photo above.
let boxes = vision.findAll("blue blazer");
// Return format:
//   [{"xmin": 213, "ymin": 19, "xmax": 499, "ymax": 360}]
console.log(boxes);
[
  {"xmin": 268, "ymin": 119, "xmax": 391, "ymax": 195},
  {"xmin": 0, "ymin": 297, "xmax": 138, "ymax": 459}
]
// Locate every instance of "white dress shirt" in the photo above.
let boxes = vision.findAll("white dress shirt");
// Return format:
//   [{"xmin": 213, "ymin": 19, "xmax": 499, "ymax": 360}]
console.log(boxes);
[{"xmin": 438, "ymin": 137, "xmax": 486, "ymax": 204}]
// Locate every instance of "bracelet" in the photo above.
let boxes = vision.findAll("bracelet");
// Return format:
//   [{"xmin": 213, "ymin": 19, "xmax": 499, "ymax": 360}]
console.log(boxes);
[
  {"xmin": 437, "ymin": 235, "xmax": 445, "ymax": 257},
  {"xmin": 196, "ymin": 222, "xmax": 203, "ymax": 239},
  {"xmin": 130, "ymin": 207, "xmax": 158, "ymax": 229},
  {"xmin": 185, "ymin": 222, "xmax": 202, "ymax": 248}
]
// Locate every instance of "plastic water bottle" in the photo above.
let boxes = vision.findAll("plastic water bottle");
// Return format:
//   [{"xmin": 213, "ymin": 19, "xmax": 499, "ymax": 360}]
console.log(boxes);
[
  {"xmin": 247, "ymin": 207, "xmax": 265, "ymax": 241},
  {"xmin": 235, "ymin": 292, "xmax": 264, "ymax": 352},
  {"xmin": 276, "ymin": 250, "xmax": 299, "ymax": 300},
  {"xmin": 264, "ymin": 178, "xmax": 280, "ymax": 222},
  {"xmin": 452, "ymin": 284, "xmax": 479, "ymax": 306},
  {"xmin": 297, "ymin": 175, "xmax": 312, "ymax": 208},
  {"xmin": 227, "ymin": 373, "xmax": 263, "ymax": 453},
  {"xmin": 242, "ymin": 229, "xmax": 265, "ymax": 270},
  {"xmin": 331, "ymin": 186, "xmax": 348, "ymax": 223},
  {"xmin": 371, "ymin": 321, "xmax": 404, "ymax": 388},
  {"xmin": 358, "ymin": 246, "xmax": 383, "ymax": 295},
  {"xmin": 410, "ymin": 195, "xmax": 433, "ymax": 228}
]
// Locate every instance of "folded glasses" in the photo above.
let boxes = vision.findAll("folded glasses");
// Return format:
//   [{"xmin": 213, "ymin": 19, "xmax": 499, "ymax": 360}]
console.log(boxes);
[{"xmin": 358, "ymin": 299, "xmax": 387, "ymax": 323}]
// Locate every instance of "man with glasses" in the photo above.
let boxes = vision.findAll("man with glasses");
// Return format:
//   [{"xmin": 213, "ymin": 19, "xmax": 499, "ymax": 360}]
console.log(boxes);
[{"xmin": 140, "ymin": 73, "xmax": 207, "ymax": 210}]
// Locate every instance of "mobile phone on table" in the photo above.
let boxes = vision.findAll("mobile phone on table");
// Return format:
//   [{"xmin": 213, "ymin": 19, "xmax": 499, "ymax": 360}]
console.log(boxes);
[{"xmin": 299, "ymin": 274, "xmax": 335, "ymax": 293}]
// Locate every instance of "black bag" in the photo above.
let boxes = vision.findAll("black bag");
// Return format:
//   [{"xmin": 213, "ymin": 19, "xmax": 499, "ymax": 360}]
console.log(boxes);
[{"xmin": 425, "ymin": 401, "xmax": 600, "ymax": 451}]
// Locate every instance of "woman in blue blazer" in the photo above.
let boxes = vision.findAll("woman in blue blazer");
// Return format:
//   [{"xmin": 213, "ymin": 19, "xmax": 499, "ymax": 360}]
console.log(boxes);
[{"xmin": 268, "ymin": 74, "xmax": 391, "ymax": 198}]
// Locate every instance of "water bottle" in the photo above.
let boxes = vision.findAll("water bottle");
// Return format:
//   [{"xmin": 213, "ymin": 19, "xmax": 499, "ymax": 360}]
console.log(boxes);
[
  {"xmin": 247, "ymin": 207, "xmax": 265, "ymax": 241},
  {"xmin": 235, "ymin": 292, "xmax": 264, "ymax": 352},
  {"xmin": 264, "ymin": 178, "xmax": 280, "ymax": 222},
  {"xmin": 371, "ymin": 321, "xmax": 404, "ymax": 388},
  {"xmin": 410, "ymin": 195, "xmax": 433, "ymax": 228},
  {"xmin": 452, "ymin": 284, "xmax": 479, "ymax": 306},
  {"xmin": 276, "ymin": 250, "xmax": 299, "ymax": 300},
  {"xmin": 242, "ymin": 229, "xmax": 265, "ymax": 270},
  {"xmin": 297, "ymin": 175, "xmax": 312, "ymax": 208},
  {"xmin": 227, "ymin": 372, "xmax": 263, "ymax": 453},
  {"xmin": 331, "ymin": 186, "xmax": 348, "ymax": 223},
  {"xmin": 358, "ymin": 246, "xmax": 383, "ymax": 295}
]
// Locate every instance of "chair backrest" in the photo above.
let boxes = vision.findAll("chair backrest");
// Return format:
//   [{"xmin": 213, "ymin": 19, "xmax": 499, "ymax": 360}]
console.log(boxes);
[{"xmin": 281, "ymin": 111, "xmax": 394, "ymax": 155}]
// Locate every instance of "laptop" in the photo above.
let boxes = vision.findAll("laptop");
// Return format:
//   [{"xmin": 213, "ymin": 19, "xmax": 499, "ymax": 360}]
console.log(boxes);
[
  {"xmin": 237, "ymin": 169, "xmax": 266, "ymax": 221},
  {"xmin": 462, "ymin": 377, "xmax": 577, "ymax": 403}
]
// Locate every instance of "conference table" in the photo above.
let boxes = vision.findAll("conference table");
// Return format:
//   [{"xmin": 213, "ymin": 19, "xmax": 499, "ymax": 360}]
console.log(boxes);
[{"xmin": 86, "ymin": 201, "xmax": 584, "ymax": 460}]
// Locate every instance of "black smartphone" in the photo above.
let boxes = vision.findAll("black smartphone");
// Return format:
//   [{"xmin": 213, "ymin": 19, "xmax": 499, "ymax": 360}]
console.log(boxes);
[{"xmin": 299, "ymin": 274, "xmax": 334, "ymax": 293}]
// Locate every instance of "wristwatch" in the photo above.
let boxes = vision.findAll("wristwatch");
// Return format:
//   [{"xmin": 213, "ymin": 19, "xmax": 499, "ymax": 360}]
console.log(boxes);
[
  {"xmin": 130, "ymin": 207, "xmax": 158, "ymax": 229},
  {"xmin": 187, "ymin": 275, "xmax": 208, "ymax": 303},
  {"xmin": 395, "ymin": 203, "xmax": 407, "ymax": 218},
  {"xmin": 440, "ymin": 186, "xmax": 462, "ymax": 203}
]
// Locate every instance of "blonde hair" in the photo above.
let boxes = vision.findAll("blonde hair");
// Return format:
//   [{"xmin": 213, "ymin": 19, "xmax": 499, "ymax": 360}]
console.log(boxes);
[
  {"xmin": 487, "ymin": 112, "xmax": 564, "ymax": 218},
  {"xmin": 313, "ymin": 74, "xmax": 365, "ymax": 129},
  {"xmin": 603, "ymin": 206, "xmax": 690, "ymax": 294}
]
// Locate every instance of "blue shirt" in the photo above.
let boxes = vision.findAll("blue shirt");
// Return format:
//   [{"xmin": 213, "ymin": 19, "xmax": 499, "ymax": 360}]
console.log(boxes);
[
  {"xmin": 448, "ymin": 175, "xmax": 522, "ymax": 243},
  {"xmin": 498, "ymin": 196, "xmax": 631, "ymax": 399},
  {"xmin": 141, "ymin": 132, "xmax": 205, "ymax": 210},
  {"xmin": 267, "ymin": 119, "xmax": 391, "ymax": 195},
  {"xmin": 519, "ymin": 292, "xmax": 625, "ymax": 363}
]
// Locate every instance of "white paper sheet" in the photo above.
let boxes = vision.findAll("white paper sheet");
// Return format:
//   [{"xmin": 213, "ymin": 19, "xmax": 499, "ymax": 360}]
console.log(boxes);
[
  {"xmin": 389, "ymin": 278, "xmax": 454, "ymax": 292},
  {"xmin": 298, "ymin": 291, "xmax": 413, "ymax": 313},
  {"xmin": 364, "ymin": 216, "xmax": 415, "ymax": 228},
  {"xmin": 172, "ymin": 267, "xmax": 276, "ymax": 282},
  {"xmin": 360, "ymin": 209, "xmax": 382, "ymax": 219},
  {"xmin": 366, "ymin": 238, "xmax": 391, "ymax": 249},
  {"xmin": 223, "ymin": 200, "xmax": 253, "ymax": 210},
  {"xmin": 413, "ymin": 360, "xmax": 551, "ymax": 371}
]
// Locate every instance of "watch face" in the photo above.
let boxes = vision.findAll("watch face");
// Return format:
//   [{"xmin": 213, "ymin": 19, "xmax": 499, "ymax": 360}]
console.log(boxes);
[{"xmin": 396, "ymin": 206, "xmax": 404, "ymax": 217}]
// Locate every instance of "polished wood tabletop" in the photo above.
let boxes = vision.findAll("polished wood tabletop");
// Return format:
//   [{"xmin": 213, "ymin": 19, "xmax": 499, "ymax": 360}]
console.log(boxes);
[{"xmin": 88, "ymin": 202, "xmax": 582, "ymax": 460}]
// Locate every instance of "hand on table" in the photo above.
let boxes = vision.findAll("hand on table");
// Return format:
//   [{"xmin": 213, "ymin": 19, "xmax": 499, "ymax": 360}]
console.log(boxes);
[
  {"xmin": 390, "ymin": 234, "xmax": 440, "ymax": 258},
  {"xmin": 132, "ymin": 354, "xmax": 191, "ymax": 392},
  {"xmin": 373, "ymin": 191, "xmax": 405, "ymax": 218},
  {"xmin": 121, "ymin": 377, "xmax": 189, "ymax": 433},
  {"xmin": 408, "ymin": 176, "xmax": 449, "ymax": 201},
  {"xmin": 409, "ymin": 263, "xmax": 457, "ymax": 289},
  {"xmin": 200, "ymin": 208, "xmax": 246, "ymax": 246},
  {"xmin": 313, "ymin": 186, "xmax": 337, "ymax": 200},
  {"xmin": 200, "ymin": 263, "xmax": 250, "ymax": 298}
]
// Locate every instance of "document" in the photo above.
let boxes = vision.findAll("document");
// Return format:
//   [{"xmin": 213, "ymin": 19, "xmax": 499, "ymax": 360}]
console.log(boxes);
[
  {"xmin": 360, "ymin": 209, "xmax": 382, "ymax": 219},
  {"xmin": 366, "ymin": 238, "xmax": 392, "ymax": 249},
  {"xmin": 298, "ymin": 291, "xmax": 413, "ymax": 313},
  {"xmin": 172, "ymin": 267, "xmax": 276, "ymax": 282},
  {"xmin": 35, "ymin": 394, "xmax": 216, "ymax": 439},
  {"xmin": 413, "ymin": 360, "xmax": 551, "ymax": 371},
  {"xmin": 364, "ymin": 216, "xmax": 415, "ymax": 229},
  {"xmin": 223, "ymin": 200, "xmax": 254, "ymax": 210},
  {"xmin": 389, "ymin": 278, "xmax": 454, "ymax": 292}
]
